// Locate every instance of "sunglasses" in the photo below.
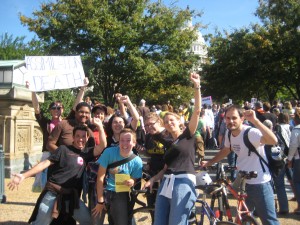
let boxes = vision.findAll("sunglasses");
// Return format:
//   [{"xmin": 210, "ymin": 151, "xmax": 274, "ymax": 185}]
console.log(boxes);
[{"xmin": 50, "ymin": 106, "xmax": 62, "ymax": 110}]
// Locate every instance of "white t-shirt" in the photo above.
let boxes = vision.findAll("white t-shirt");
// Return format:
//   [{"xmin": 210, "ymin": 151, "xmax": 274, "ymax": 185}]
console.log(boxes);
[{"xmin": 224, "ymin": 125, "xmax": 271, "ymax": 184}]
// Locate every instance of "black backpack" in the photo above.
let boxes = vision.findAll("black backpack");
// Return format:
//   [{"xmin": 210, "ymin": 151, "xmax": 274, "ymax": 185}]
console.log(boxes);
[{"xmin": 228, "ymin": 127, "xmax": 286, "ymax": 178}]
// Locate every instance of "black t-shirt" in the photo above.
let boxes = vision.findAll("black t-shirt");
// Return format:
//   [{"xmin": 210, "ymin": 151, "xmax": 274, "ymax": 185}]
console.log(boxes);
[
  {"xmin": 145, "ymin": 130, "xmax": 170, "ymax": 175},
  {"xmin": 155, "ymin": 128, "xmax": 196, "ymax": 174},
  {"xmin": 48, "ymin": 145, "xmax": 94, "ymax": 191}
]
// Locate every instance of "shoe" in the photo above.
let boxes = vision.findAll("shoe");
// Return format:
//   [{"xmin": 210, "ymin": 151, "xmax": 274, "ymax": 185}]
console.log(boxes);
[
  {"xmin": 278, "ymin": 211, "xmax": 289, "ymax": 215},
  {"xmin": 293, "ymin": 209, "xmax": 300, "ymax": 215}
]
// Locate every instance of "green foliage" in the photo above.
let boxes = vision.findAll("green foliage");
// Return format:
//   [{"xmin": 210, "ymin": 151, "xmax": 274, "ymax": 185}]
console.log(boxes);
[
  {"xmin": 40, "ymin": 89, "xmax": 75, "ymax": 119},
  {"xmin": 0, "ymin": 33, "xmax": 46, "ymax": 60},
  {"xmin": 203, "ymin": 0, "xmax": 300, "ymax": 103},
  {"xmin": 20, "ymin": 0, "xmax": 201, "ymax": 106}
]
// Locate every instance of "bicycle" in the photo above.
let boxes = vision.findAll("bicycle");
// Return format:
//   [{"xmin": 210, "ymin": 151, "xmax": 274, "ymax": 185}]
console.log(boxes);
[
  {"xmin": 130, "ymin": 169, "xmax": 155, "ymax": 225},
  {"xmin": 194, "ymin": 182, "xmax": 239, "ymax": 225},
  {"xmin": 208, "ymin": 163, "xmax": 259, "ymax": 225}
]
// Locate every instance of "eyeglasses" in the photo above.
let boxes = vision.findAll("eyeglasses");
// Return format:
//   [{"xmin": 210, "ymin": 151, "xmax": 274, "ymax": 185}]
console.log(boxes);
[
  {"xmin": 145, "ymin": 120, "xmax": 158, "ymax": 128},
  {"xmin": 78, "ymin": 110, "xmax": 90, "ymax": 115},
  {"xmin": 50, "ymin": 106, "xmax": 62, "ymax": 110}
]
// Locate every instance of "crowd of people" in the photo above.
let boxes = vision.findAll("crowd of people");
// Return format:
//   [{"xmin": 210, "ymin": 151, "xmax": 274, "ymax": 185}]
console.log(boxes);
[{"xmin": 6, "ymin": 74, "xmax": 300, "ymax": 225}]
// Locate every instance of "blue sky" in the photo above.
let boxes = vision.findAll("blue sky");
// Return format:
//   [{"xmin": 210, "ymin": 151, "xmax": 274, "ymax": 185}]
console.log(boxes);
[{"xmin": 0, "ymin": 0, "xmax": 261, "ymax": 42}]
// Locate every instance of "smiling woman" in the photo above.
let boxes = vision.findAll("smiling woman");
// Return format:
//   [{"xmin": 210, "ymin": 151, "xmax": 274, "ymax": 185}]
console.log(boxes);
[{"xmin": 93, "ymin": 128, "xmax": 143, "ymax": 225}]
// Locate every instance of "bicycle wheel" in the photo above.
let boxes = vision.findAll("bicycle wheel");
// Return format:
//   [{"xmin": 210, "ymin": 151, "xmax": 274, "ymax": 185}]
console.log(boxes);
[
  {"xmin": 132, "ymin": 207, "xmax": 154, "ymax": 225},
  {"xmin": 241, "ymin": 215, "xmax": 259, "ymax": 225}
]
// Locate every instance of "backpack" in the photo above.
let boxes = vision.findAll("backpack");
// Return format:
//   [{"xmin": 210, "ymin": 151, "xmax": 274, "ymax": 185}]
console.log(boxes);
[
  {"xmin": 274, "ymin": 124, "xmax": 290, "ymax": 155},
  {"xmin": 228, "ymin": 127, "xmax": 286, "ymax": 178}
]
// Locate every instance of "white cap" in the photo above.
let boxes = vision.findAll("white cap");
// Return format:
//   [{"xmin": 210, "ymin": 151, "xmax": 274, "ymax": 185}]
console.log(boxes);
[{"xmin": 190, "ymin": 98, "xmax": 195, "ymax": 104}]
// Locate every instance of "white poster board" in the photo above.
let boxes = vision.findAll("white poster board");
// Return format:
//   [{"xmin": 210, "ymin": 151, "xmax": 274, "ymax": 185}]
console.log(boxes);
[
  {"xmin": 25, "ymin": 56, "xmax": 85, "ymax": 91},
  {"xmin": 202, "ymin": 96, "xmax": 213, "ymax": 106}
]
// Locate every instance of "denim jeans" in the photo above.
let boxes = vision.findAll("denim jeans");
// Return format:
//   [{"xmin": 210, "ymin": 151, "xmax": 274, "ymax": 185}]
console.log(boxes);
[
  {"xmin": 273, "ymin": 167, "xmax": 289, "ymax": 212},
  {"xmin": 32, "ymin": 191, "xmax": 91, "ymax": 225},
  {"xmin": 227, "ymin": 151, "xmax": 237, "ymax": 182},
  {"xmin": 246, "ymin": 181, "xmax": 279, "ymax": 225},
  {"xmin": 293, "ymin": 159, "xmax": 300, "ymax": 206},
  {"xmin": 154, "ymin": 177, "xmax": 197, "ymax": 225}
]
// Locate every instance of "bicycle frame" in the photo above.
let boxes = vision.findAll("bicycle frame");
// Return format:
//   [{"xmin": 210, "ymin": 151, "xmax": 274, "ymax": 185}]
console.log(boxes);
[{"xmin": 209, "ymin": 163, "xmax": 258, "ymax": 225}]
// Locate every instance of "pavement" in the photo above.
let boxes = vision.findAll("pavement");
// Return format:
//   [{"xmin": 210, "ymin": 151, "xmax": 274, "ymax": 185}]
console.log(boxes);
[{"xmin": 0, "ymin": 150, "xmax": 299, "ymax": 225}]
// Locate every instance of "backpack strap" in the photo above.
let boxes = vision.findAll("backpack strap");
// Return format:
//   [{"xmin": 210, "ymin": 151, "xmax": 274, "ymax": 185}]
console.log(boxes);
[
  {"xmin": 243, "ymin": 127, "xmax": 269, "ymax": 173},
  {"xmin": 107, "ymin": 154, "xmax": 137, "ymax": 169},
  {"xmin": 227, "ymin": 130, "xmax": 232, "ymax": 151}
]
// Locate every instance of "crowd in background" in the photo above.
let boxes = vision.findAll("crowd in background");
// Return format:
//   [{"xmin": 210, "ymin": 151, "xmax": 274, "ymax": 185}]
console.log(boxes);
[{"xmin": 7, "ymin": 75, "xmax": 300, "ymax": 225}]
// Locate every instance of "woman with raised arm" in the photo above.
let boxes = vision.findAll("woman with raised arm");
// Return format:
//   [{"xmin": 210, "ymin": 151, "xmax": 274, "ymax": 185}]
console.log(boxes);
[{"xmin": 144, "ymin": 73, "xmax": 201, "ymax": 225}]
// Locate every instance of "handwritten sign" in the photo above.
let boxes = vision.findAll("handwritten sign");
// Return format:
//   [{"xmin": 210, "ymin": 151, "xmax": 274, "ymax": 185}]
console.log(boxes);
[
  {"xmin": 25, "ymin": 56, "xmax": 85, "ymax": 91},
  {"xmin": 202, "ymin": 96, "xmax": 213, "ymax": 106}
]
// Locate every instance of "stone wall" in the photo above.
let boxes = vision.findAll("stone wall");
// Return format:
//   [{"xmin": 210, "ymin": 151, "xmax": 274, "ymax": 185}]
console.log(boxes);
[{"xmin": 0, "ymin": 88, "xmax": 44, "ymax": 178}]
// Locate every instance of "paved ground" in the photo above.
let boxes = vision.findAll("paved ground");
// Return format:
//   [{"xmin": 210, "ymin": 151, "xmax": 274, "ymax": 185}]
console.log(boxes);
[{"xmin": 0, "ymin": 177, "xmax": 299, "ymax": 225}]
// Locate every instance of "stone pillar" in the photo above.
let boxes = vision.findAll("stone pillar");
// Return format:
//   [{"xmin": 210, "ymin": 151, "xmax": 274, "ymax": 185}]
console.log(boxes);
[{"xmin": 0, "ymin": 87, "xmax": 44, "ymax": 178}]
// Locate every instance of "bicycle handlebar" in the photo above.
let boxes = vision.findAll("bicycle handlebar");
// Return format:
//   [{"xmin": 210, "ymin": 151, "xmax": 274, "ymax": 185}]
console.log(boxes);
[{"xmin": 238, "ymin": 170, "xmax": 258, "ymax": 179}]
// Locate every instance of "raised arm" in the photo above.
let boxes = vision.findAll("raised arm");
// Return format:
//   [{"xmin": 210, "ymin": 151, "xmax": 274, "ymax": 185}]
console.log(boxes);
[
  {"xmin": 244, "ymin": 110, "xmax": 277, "ymax": 145},
  {"xmin": 188, "ymin": 73, "xmax": 201, "ymax": 135},
  {"xmin": 72, "ymin": 77, "xmax": 89, "ymax": 111},
  {"xmin": 26, "ymin": 81, "xmax": 40, "ymax": 114},
  {"xmin": 92, "ymin": 118, "xmax": 107, "ymax": 156},
  {"xmin": 117, "ymin": 94, "xmax": 140, "ymax": 131}
]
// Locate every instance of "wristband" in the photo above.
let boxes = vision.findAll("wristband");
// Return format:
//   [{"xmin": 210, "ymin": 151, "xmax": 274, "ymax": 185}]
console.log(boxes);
[
  {"xmin": 194, "ymin": 85, "xmax": 201, "ymax": 89},
  {"xmin": 97, "ymin": 201, "xmax": 105, "ymax": 205}
]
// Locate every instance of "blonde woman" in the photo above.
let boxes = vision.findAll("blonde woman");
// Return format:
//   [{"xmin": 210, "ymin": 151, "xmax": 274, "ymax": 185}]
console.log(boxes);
[{"xmin": 144, "ymin": 73, "xmax": 201, "ymax": 225}]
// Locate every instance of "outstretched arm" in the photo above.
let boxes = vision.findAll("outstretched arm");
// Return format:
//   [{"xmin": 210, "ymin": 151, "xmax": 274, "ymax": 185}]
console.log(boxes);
[{"xmin": 7, "ymin": 159, "xmax": 52, "ymax": 190}]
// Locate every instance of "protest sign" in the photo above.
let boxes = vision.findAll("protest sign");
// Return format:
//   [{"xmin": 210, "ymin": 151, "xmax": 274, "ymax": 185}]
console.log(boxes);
[
  {"xmin": 202, "ymin": 96, "xmax": 213, "ymax": 106},
  {"xmin": 25, "ymin": 56, "xmax": 85, "ymax": 91}
]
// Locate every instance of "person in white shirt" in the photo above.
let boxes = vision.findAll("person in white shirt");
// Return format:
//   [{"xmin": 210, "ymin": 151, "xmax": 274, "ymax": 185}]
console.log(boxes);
[{"xmin": 201, "ymin": 105, "xmax": 279, "ymax": 225}]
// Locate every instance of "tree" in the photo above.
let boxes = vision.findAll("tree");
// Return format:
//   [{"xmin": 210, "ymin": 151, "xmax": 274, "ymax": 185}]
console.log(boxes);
[
  {"xmin": 256, "ymin": 0, "xmax": 300, "ymax": 100},
  {"xmin": 20, "ymin": 0, "xmax": 201, "ymax": 106},
  {"xmin": 0, "ymin": 33, "xmax": 45, "ymax": 60},
  {"xmin": 203, "ymin": 0, "xmax": 300, "ymax": 103}
]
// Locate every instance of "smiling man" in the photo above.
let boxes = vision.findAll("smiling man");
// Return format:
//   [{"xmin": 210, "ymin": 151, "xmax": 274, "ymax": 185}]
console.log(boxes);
[
  {"xmin": 47, "ymin": 102, "xmax": 96, "ymax": 152},
  {"xmin": 8, "ymin": 122, "xmax": 106, "ymax": 225},
  {"xmin": 201, "ymin": 105, "xmax": 279, "ymax": 225}
]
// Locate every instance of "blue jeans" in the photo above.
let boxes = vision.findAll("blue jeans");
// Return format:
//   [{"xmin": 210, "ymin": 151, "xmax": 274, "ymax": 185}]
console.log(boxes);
[
  {"xmin": 273, "ymin": 167, "xmax": 289, "ymax": 212},
  {"xmin": 293, "ymin": 159, "xmax": 300, "ymax": 206},
  {"xmin": 154, "ymin": 177, "xmax": 197, "ymax": 225},
  {"xmin": 32, "ymin": 191, "xmax": 91, "ymax": 225},
  {"xmin": 227, "ymin": 151, "xmax": 237, "ymax": 182},
  {"xmin": 246, "ymin": 181, "xmax": 279, "ymax": 225}
]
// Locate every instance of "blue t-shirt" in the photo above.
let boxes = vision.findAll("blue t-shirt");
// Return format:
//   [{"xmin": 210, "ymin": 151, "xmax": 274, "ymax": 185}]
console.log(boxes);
[{"xmin": 97, "ymin": 146, "xmax": 143, "ymax": 191}]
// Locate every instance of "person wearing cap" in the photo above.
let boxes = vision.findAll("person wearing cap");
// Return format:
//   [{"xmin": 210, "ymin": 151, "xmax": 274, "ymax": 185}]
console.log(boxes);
[{"xmin": 91, "ymin": 104, "xmax": 108, "ymax": 145}]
